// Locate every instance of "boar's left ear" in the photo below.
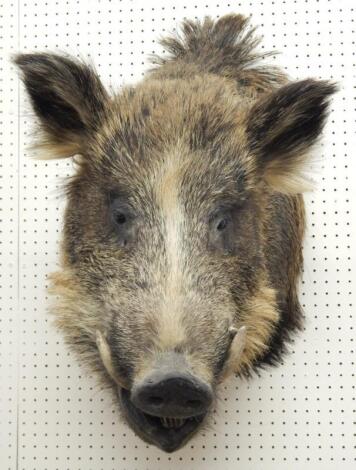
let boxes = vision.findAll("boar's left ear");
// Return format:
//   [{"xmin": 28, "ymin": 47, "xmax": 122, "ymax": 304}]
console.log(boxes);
[
  {"xmin": 14, "ymin": 53, "xmax": 109, "ymax": 158},
  {"xmin": 246, "ymin": 79, "xmax": 337, "ymax": 193}
]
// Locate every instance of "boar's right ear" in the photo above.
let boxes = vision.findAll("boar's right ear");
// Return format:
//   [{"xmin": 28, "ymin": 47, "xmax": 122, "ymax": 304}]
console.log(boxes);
[
  {"xmin": 14, "ymin": 53, "xmax": 109, "ymax": 158},
  {"xmin": 246, "ymin": 79, "xmax": 336, "ymax": 193}
]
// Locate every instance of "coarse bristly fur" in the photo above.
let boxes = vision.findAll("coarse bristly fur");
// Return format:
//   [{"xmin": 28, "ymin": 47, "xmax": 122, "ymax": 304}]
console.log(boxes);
[{"xmin": 14, "ymin": 13, "xmax": 336, "ymax": 451}]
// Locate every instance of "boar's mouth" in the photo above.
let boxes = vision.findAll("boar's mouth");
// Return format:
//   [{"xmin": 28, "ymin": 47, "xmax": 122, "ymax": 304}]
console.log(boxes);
[{"xmin": 118, "ymin": 387, "xmax": 206, "ymax": 452}]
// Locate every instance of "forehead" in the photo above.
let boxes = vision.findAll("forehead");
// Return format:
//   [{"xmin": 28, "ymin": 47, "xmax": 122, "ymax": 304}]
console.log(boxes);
[{"xmin": 92, "ymin": 76, "xmax": 252, "ymax": 206}]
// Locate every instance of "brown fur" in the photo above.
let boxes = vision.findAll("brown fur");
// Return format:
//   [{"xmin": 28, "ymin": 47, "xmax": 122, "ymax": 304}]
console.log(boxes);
[{"xmin": 15, "ymin": 13, "xmax": 336, "ymax": 451}]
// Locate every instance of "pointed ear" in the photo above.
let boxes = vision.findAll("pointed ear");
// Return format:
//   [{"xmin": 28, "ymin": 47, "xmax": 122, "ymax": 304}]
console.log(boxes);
[
  {"xmin": 246, "ymin": 79, "xmax": 337, "ymax": 193},
  {"xmin": 14, "ymin": 53, "xmax": 109, "ymax": 158}
]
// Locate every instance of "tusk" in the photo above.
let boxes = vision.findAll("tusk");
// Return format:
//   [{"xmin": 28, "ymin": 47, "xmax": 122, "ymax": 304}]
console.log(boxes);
[
  {"xmin": 96, "ymin": 330, "xmax": 128, "ymax": 389},
  {"xmin": 220, "ymin": 326, "xmax": 247, "ymax": 381},
  {"xmin": 229, "ymin": 326, "xmax": 247, "ymax": 363},
  {"xmin": 228, "ymin": 326, "xmax": 238, "ymax": 339}
]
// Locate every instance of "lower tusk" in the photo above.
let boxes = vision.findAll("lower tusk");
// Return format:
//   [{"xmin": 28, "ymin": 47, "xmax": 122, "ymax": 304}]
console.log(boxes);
[
  {"xmin": 96, "ymin": 330, "xmax": 128, "ymax": 389},
  {"xmin": 230, "ymin": 326, "xmax": 247, "ymax": 361},
  {"xmin": 220, "ymin": 325, "xmax": 247, "ymax": 381}
]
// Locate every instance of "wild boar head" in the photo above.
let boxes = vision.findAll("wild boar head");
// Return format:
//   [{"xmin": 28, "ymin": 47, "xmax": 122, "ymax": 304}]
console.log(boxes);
[{"xmin": 15, "ymin": 14, "xmax": 335, "ymax": 452}]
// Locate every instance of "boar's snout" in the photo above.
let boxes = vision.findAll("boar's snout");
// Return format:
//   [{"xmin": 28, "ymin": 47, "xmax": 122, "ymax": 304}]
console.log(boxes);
[
  {"xmin": 118, "ymin": 352, "xmax": 213, "ymax": 452},
  {"xmin": 131, "ymin": 371, "xmax": 213, "ymax": 418}
]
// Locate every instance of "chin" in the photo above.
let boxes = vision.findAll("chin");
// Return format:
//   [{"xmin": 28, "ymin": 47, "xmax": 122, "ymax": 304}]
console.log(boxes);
[{"xmin": 117, "ymin": 387, "xmax": 207, "ymax": 453}]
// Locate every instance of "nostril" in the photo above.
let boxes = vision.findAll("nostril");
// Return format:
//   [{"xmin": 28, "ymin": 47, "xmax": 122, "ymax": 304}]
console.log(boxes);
[
  {"xmin": 186, "ymin": 399, "xmax": 202, "ymax": 408},
  {"xmin": 148, "ymin": 395, "xmax": 164, "ymax": 406},
  {"xmin": 132, "ymin": 372, "xmax": 213, "ymax": 417}
]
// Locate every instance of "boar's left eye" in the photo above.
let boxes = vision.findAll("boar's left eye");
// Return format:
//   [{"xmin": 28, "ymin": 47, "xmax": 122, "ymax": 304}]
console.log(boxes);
[
  {"xmin": 216, "ymin": 217, "xmax": 229, "ymax": 231},
  {"xmin": 209, "ymin": 211, "xmax": 234, "ymax": 254}
]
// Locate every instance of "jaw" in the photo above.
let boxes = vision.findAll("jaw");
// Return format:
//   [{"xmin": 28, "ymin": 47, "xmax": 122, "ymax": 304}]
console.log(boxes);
[{"xmin": 118, "ymin": 387, "xmax": 206, "ymax": 452}]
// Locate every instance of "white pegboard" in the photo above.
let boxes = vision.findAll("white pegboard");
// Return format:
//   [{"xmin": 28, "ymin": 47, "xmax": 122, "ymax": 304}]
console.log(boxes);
[{"xmin": 1, "ymin": 1, "xmax": 355, "ymax": 469}]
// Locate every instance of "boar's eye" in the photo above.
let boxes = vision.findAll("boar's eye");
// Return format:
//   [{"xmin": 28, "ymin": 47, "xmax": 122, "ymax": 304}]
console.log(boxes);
[
  {"xmin": 111, "ymin": 205, "xmax": 132, "ymax": 228},
  {"xmin": 209, "ymin": 210, "xmax": 234, "ymax": 254},
  {"xmin": 114, "ymin": 212, "xmax": 127, "ymax": 226},
  {"xmin": 216, "ymin": 217, "xmax": 229, "ymax": 231},
  {"xmin": 109, "ymin": 195, "xmax": 137, "ymax": 248}
]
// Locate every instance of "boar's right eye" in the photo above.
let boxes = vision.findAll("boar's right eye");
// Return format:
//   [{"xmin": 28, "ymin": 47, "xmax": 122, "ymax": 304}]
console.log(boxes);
[
  {"xmin": 115, "ymin": 212, "xmax": 127, "ymax": 225},
  {"xmin": 109, "ymin": 196, "xmax": 137, "ymax": 248}
]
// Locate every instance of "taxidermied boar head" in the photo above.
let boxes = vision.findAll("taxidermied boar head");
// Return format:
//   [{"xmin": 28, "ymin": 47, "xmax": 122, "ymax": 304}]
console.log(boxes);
[{"xmin": 15, "ymin": 14, "xmax": 335, "ymax": 452}]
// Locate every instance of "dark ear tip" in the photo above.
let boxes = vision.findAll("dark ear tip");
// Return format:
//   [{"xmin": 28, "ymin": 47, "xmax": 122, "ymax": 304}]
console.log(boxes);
[
  {"xmin": 12, "ymin": 52, "xmax": 49, "ymax": 71},
  {"xmin": 11, "ymin": 52, "xmax": 27, "ymax": 67},
  {"xmin": 13, "ymin": 52, "xmax": 37, "ymax": 64},
  {"xmin": 315, "ymin": 79, "xmax": 338, "ymax": 96},
  {"xmin": 297, "ymin": 78, "xmax": 338, "ymax": 99},
  {"xmin": 11, "ymin": 53, "xmax": 33, "ymax": 78},
  {"xmin": 12, "ymin": 52, "xmax": 76, "ymax": 71},
  {"xmin": 309, "ymin": 80, "xmax": 338, "ymax": 114}
]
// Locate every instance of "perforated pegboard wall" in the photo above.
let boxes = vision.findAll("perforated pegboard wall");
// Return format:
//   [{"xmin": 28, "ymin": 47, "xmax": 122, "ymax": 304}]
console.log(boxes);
[{"xmin": 1, "ymin": 0, "xmax": 355, "ymax": 469}]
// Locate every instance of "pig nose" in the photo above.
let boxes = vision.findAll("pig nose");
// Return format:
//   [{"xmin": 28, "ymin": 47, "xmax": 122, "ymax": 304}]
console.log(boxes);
[{"xmin": 131, "ymin": 373, "xmax": 213, "ymax": 418}]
